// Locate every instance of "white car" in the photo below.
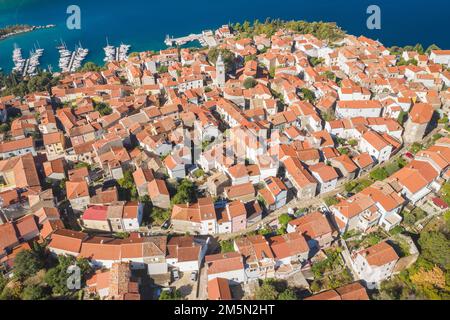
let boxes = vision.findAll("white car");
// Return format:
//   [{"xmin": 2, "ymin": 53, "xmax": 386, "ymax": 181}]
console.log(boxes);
[{"xmin": 172, "ymin": 269, "xmax": 180, "ymax": 282}]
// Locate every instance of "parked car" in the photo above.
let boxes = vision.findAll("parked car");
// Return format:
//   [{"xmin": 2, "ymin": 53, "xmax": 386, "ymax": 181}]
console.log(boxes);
[
  {"xmin": 172, "ymin": 269, "xmax": 180, "ymax": 282},
  {"xmin": 405, "ymin": 152, "xmax": 414, "ymax": 159},
  {"xmin": 190, "ymin": 271, "xmax": 198, "ymax": 282},
  {"xmin": 162, "ymin": 220, "xmax": 171, "ymax": 230}
]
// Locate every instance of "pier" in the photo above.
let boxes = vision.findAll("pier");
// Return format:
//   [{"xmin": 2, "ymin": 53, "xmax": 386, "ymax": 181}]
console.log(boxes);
[
  {"xmin": 104, "ymin": 41, "xmax": 130, "ymax": 63},
  {"xmin": 165, "ymin": 33, "xmax": 203, "ymax": 47},
  {"xmin": 164, "ymin": 30, "xmax": 217, "ymax": 48},
  {"xmin": 12, "ymin": 45, "xmax": 44, "ymax": 76},
  {"xmin": 58, "ymin": 42, "xmax": 89, "ymax": 73}
]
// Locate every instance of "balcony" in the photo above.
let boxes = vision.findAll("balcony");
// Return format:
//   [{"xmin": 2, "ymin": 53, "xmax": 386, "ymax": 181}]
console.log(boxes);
[{"xmin": 358, "ymin": 210, "xmax": 381, "ymax": 231}]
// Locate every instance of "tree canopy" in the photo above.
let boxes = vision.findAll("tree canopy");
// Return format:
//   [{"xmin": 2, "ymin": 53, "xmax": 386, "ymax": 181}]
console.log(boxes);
[
  {"xmin": 79, "ymin": 61, "xmax": 105, "ymax": 72},
  {"xmin": 44, "ymin": 255, "xmax": 93, "ymax": 296},
  {"xmin": 207, "ymin": 48, "xmax": 235, "ymax": 72},
  {"xmin": 255, "ymin": 282, "xmax": 279, "ymax": 300},
  {"xmin": 21, "ymin": 284, "xmax": 49, "ymax": 300},
  {"xmin": 0, "ymin": 71, "xmax": 59, "ymax": 97},
  {"xmin": 94, "ymin": 101, "xmax": 113, "ymax": 116},
  {"xmin": 231, "ymin": 19, "xmax": 346, "ymax": 41},
  {"xmin": 255, "ymin": 279, "xmax": 298, "ymax": 300},
  {"xmin": 159, "ymin": 289, "xmax": 183, "ymax": 300},
  {"xmin": 171, "ymin": 179, "xmax": 197, "ymax": 205},
  {"xmin": 13, "ymin": 249, "xmax": 45, "ymax": 281},
  {"xmin": 370, "ymin": 168, "xmax": 389, "ymax": 181},
  {"xmin": 118, "ymin": 170, "xmax": 138, "ymax": 201},
  {"xmin": 418, "ymin": 232, "xmax": 450, "ymax": 270},
  {"xmin": 243, "ymin": 77, "xmax": 257, "ymax": 89}
]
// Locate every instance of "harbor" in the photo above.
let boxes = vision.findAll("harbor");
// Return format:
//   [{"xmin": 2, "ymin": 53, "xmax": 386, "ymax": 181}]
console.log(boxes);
[
  {"xmin": 58, "ymin": 42, "xmax": 89, "ymax": 73},
  {"xmin": 103, "ymin": 40, "xmax": 131, "ymax": 63},
  {"xmin": 164, "ymin": 30, "xmax": 217, "ymax": 48},
  {"xmin": 12, "ymin": 44, "xmax": 44, "ymax": 77}
]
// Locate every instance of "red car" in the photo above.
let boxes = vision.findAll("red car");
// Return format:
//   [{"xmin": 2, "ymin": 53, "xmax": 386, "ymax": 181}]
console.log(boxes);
[{"xmin": 405, "ymin": 152, "xmax": 414, "ymax": 159}]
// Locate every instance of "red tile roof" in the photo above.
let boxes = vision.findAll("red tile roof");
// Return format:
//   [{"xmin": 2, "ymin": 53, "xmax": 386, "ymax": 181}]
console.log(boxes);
[{"xmin": 208, "ymin": 278, "xmax": 232, "ymax": 300}]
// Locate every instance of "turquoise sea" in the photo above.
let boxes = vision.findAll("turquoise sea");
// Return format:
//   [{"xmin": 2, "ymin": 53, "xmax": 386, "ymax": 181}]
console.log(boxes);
[{"xmin": 0, "ymin": 0, "xmax": 449, "ymax": 72}]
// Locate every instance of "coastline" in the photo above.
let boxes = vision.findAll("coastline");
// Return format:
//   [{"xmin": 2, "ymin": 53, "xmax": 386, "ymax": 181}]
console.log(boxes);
[{"xmin": 0, "ymin": 24, "xmax": 56, "ymax": 42}]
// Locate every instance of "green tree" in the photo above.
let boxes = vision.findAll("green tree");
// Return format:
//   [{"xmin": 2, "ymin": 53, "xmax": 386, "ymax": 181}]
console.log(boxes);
[
  {"xmin": 220, "ymin": 240, "xmax": 235, "ymax": 253},
  {"xmin": 413, "ymin": 43, "xmax": 424, "ymax": 55},
  {"xmin": 255, "ymin": 282, "xmax": 279, "ymax": 300},
  {"xmin": 243, "ymin": 77, "xmax": 257, "ymax": 89},
  {"xmin": 278, "ymin": 214, "xmax": 293, "ymax": 228},
  {"xmin": 310, "ymin": 280, "xmax": 322, "ymax": 293},
  {"xmin": 376, "ymin": 278, "xmax": 413, "ymax": 300},
  {"xmin": 0, "ymin": 286, "xmax": 21, "ymax": 300},
  {"xmin": 79, "ymin": 61, "xmax": 104, "ymax": 72},
  {"xmin": 269, "ymin": 66, "xmax": 276, "ymax": 78},
  {"xmin": 21, "ymin": 284, "xmax": 49, "ymax": 300},
  {"xmin": 397, "ymin": 111, "xmax": 408, "ymax": 125},
  {"xmin": 1, "ymin": 70, "xmax": 59, "ymax": 97},
  {"xmin": 409, "ymin": 142, "xmax": 423, "ymax": 154},
  {"xmin": 118, "ymin": 170, "xmax": 138, "ymax": 200},
  {"xmin": 410, "ymin": 142, "xmax": 424, "ymax": 155},
  {"xmin": 444, "ymin": 210, "xmax": 450, "ymax": 230},
  {"xmin": 426, "ymin": 44, "xmax": 441, "ymax": 55},
  {"xmin": 0, "ymin": 274, "xmax": 7, "ymax": 294},
  {"xmin": 278, "ymin": 288, "xmax": 297, "ymax": 300},
  {"xmin": 13, "ymin": 249, "xmax": 45, "ymax": 281},
  {"xmin": 149, "ymin": 206, "xmax": 171, "ymax": 226},
  {"xmin": 242, "ymin": 20, "xmax": 252, "ymax": 33},
  {"xmin": 309, "ymin": 57, "xmax": 324, "ymax": 67},
  {"xmin": 301, "ymin": 88, "xmax": 316, "ymax": 103},
  {"xmin": 244, "ymin": 55, "xmax": 257, "ymax": 63},
  {"xmin": 398, "ymin": 58, "xmax": 418, "ymax": 66},
  {"xmin": 194, "ymin": 169, "xmax": 205, "ymax": 179},
  {"xmin": 171, "ymin": 179, "xmax": 197, "ymax": 205},
  {"xmin": 403, "ymin": 211, "xmax": 417, "ymax": 226},
  {"xmin": 0, "ymin": 123, "xmax": 10, "ymax": 133},
  {"xmin": 44, "ymin": 255, "xmax": 93, "ymax": 297},
  {"xmin": 207, "ymin": 48, "xmax": 235, "ymax": 72},
  {"xmin": 157, "ymin": 65, "xmax": 168, "ymax": 73},
  {"xmin": 325, "ymin": 196, "xmax": 340, "ymax": 207},
  {"xmin": 322, "ymin": 71, "xmax": 336, "ymax": 81},
  {"xmin": 418, "ymin": 232, "xmax": 450, "ymax": 270},
  {"xmin": 159, "ymin": 289, "xmax": 183, "ymax": 300},
  {"xmin": 441, "ymin": 182, "xmax": 450, "ymax": 205},
  {"xmin": 370, "ymin": 168, "xmax": 389, "ymax": 181},
  {"xmin": 94, "ymin": 102, "xmax": 113, "ymax": 116}
]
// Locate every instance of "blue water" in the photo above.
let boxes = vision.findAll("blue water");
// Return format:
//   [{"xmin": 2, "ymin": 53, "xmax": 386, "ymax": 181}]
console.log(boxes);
[{"xmin": 0, "ymin": 0, "xmax": 449, "ymax": 72}]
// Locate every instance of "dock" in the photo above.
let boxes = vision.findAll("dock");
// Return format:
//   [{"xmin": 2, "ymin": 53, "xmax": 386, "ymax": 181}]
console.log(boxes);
[
  {"xmin": 58, "ymin": 42, "xmax": 89, "ymax": 73},
  {"xmin": 11, "ymin": 45, "xmax": 44, "ymax": 77},
  {"xmin": 165, "ymin": 33, "xmax": 203, "ymax": 47},
  {"xmin": 104, "ymin": 42, "xmax": 130, "ymax": 63},
  {"xmin": 164, "ymin": 30, "xmax": 217, "ymax": 48}
]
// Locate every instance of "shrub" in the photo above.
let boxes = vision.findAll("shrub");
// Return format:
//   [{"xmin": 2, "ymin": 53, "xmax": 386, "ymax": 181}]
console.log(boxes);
[{"xmin": 243, "ymin": 77, "xmax": 257, "ymax": 89}]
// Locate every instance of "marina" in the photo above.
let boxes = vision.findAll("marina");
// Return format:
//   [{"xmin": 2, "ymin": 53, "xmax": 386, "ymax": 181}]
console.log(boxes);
[
  {"xmin": 103, "ymin": 40, "xmax": 130, "ymax": 63},
  {"xmin": 12, "ymin": 43, "xmax": 44, "ymax": 77},
  {"xmin": 58, "ymin": 42, "xmax": 89, "ymax": 73},
  {"xmin": 164, "ymin": 30, "xmax": 217, "ymax": 48}
]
